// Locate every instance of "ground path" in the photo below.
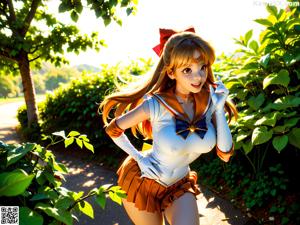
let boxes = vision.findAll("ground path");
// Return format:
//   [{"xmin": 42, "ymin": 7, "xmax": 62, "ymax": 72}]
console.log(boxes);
[{"xmin": 0, "ymin": 100, "xmax": 256, "ymax": 225}]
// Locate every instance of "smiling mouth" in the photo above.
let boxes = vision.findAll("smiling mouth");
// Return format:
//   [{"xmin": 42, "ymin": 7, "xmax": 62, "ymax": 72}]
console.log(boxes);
[{"xmin": 191, "ymin": 83, "xmax": 201, "ymax": 88}]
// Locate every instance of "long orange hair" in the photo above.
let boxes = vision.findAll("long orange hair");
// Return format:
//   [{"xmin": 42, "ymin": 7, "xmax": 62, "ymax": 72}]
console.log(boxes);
[{"xmin": 99, "ymin": 32, "xmax": 238, "ymax": 140}]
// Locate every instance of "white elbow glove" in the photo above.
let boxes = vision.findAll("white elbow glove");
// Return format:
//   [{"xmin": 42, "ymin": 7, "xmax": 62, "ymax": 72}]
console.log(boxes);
[
  {"xmin": 112, "ymin": 133, "xmax": 162, "ymax": 179},
  {"xmin": 214, "ymin": 110, "xmax": 233, "ymax": 152},
  {"xmin": 210, "ymin": 78, "xmax": 233, "ymax": 152}
]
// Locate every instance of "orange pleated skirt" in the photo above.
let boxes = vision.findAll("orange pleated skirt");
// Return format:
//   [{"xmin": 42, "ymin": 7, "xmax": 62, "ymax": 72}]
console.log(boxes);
[{"xmin": 116, "ymin": 155, "xmax": 201, "ymax": 213}]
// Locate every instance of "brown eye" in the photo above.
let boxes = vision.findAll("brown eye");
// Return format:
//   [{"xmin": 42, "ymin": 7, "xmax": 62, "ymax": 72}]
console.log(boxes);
[
  {"xmin": 182, "ymin": 68, "xmax": 192, "ymax": 74},
  {"xmin": 201, "ymin": 65, "xmax": 207, "ymax": 70}
]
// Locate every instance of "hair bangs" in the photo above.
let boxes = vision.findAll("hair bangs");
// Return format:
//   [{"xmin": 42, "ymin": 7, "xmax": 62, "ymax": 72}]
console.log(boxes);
[{"xmin": 170, "ymin": 39, "xmax": 209, "ymax": 69}]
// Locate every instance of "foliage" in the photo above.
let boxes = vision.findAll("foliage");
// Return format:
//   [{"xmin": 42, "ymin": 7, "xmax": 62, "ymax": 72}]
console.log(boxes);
[
  {"xmin": 32, "ymin": 74, "xmax": 46, "ymax": 94},
  {"xmin": 0, "ymin": 131, "xmax": 127, "ymax": 225},
  {"xmin": 214, "ymin": 5, "xmax": 300, "ymax": 174},
  {"xmin": 0, "ymin": 0, "xmax": 138, "ymax": 128},
  {"xmin": 17, "ymin": 59, "xmax": 153, "ymax": 155},
  {"xmin": 0, "ymin": 73, "xmax": 21, "ymax": 98},
  {"xmin": 191, "ymin": 156, "xmax": 292, "ymax": 224},
  {"xmin": 0, "ymin": 0, "xmax": 138, "ymax": 70},
  {"xmin": 44, "ymin": 66, "xmax": 81, "ymax": 91},
  {"xmin": 195, "ymin": 4, "xmax": 300, "ymax": 224},
  {"xmin": 38, "ymin": 65, "xmax": 116, "ymax": 149}
]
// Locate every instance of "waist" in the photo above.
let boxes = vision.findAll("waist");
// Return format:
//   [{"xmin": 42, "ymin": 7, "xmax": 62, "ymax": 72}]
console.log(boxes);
[
  {"xmin": 155, "ymin": 167, "xmax": 190, "ymax": 187},
  {"xmin": 141, "ymin": 149, "xmax": 190, "ymax": 187}
]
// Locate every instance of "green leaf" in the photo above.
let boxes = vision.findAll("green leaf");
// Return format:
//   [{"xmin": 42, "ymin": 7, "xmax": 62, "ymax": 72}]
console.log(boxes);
[
  {"xmin": 259, "ymin": 53, "xmax": 270, "ymax": 68},
  {"xmin": 76, "ymin": 138, "xmax": 83, "ymax": 148},
  {"xmin": 72, "ymin": 191, "xmax": 84, "ymax": 201},
  {"xmin": 75, "ymin": 2, "xmax": 83, "ymax": 13},
  {"xmin": 30, "ymin": 193, "xmax": 50, "ymax": 201},
  {"xmin": 43, "ymin": 171, "xmax": 55, "ymax": 185},
  {"xmin": 285, "ymin": 117, "xmax": 300, "ymax": 128},
  {"xmin": 236, "ymin": 89, "xmax": 248, "ymax": 100},
  {"xmin": 244, "ymin": 30, "xmax": 253, "ymax": 46},
  {"xmin": 273, "ymin": 125, "xmax": 287, "ymax": 133},
  {"xmin": 254, "ymin": 18, "xmax": 273, "ymax": 27},
  {"xmin": 272, "ymin": 96, "xmax": 300, "ymax": 110},
  {"xmin": 95, "ymin": 192, "xmax": 106, "ymax": 209},
  {"xmin": 104, "ymin": 17, "xmax": 111, "ymax": 26},
  {"xmin": 116, "ymin": 19, "xmax": 122, "ymax": 26},
  {"xmin": 88, "ymin": 188, "xmax": 99, "ymax": 196},
  {"xmin": 58, "ymin": 2, "xmax": 69, "ymax": 13},
  {"xmin": 248, "ymin": 93, "xmax": 265, "ymax": 110},
  {"xmin": 249, "ymin": 40, "xmax": 259, "ymax": 53},
  {"xmin": 288, "ymin": 128, "xmax": 300, "ymax": 149},
  {"xmin": 68, "ymin": 131, "xmax": 80, "ymax": 137},
  {"xmin": 283, "ymin": 51, "xmax": 300, "ymax": 66},
  {"xmin": 270, "ymin": 189, "xmax": 276, "ymax": 196},
  {"xmin": 0, "ymin": 169, "xmax": 34, "ymax": 197},
  {"xmin": 71, "ymin": 10, "xmax": 79, "ymax": 22},
  {"xmin": 99, "ymin": 183, "xmax": 113, "ymax": 192},
  {"xmin": 272, "ymin": 135, "xmax": 288, "ymax": 153},
  {"xmin": 79, "ymin": 134, "xmax": 89, "ymax": 142},
  {"xmin": 54, "ymin": 162, "xmax": 69, "ymax": 174},
  {"xmin": 20, "ymin": 207, "xmax": 43, "ymax": 225},
  {"xmin": 254, "ymin": 112, "xmax": 279, "ymax": 127},
  {"xmin": 252, "ymin": 126, "xmax": 273, "ymax": 145},
  {"xmin": 281, "ymin": 217, "xmax": 289, "ymax": 225},
  {"xmin": 266, "ymin": 5, "xmax": 278, "ymax": 17},
  {"xmin": 41, "ymin": 134, "xmax": 49, "ymax": 140},
  {"xmin": 108, "ymin": 189, "xmax": 122, "ymax": 205},
  {"xmin": 36, "ymin": 171, "xmax": 47, "ymax": 186},
  {"xmin": 236, "ymin": 131, "xmax": 251, "ymax": 142},
  {"xmin": 242, "ymin": 140, "xmax": 253, "ymax": 154},
  {"xmin": 263, "ymin": 70, "xmax": 290, "ymax": 89},
  {"xmin": 83, "ymin": 141, "xmax": 94, "ymax": 153},
  {"xmin": 78, "ymin": 200, "xmax": 94, "ymax": 219},
  {"xmin": 126, "ymin": 7, "xmax": 133, "ymax": 16},
  {"xmin": 241, "ymin": 62, "xmax": 259, "ymax": 70},
  {"xmin": 116, "ymin": 189, "xmax": 127, "ymax": 198},
  {"xmin": 7, "ymin": 143, "xmax": 36, "ymax": 166},
  {"xmin": 54, "ymin": 196, "xmax": 73, "ymax": 210},
  {"xmin": 35, "ymin": 203, "xmax": 73, "ymax": 225},
  {"xmin": 64, "ymin": 137, "xmax": 74, "ymax": 148}
]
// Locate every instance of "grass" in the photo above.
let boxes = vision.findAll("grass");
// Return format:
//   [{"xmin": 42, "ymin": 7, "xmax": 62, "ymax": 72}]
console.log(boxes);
[{"xmin": 0, "ymin": 94, "xmax": 46, "ymax": 105}]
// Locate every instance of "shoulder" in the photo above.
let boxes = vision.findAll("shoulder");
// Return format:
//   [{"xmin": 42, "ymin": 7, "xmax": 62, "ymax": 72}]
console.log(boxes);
[{"xmin": 142, "ymin": 94, "xmax": 162, "ymax": 122}]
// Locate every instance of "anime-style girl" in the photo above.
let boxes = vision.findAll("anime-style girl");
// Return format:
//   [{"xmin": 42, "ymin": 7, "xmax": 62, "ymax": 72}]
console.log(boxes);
[{"xmin": 100, "ymin": 28, "xmax": 238, "ymax": 225}]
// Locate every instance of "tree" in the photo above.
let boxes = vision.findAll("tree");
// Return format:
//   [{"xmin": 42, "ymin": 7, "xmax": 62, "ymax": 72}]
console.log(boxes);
[{"xmin": 0, "ymin": 0, "xmax": 137, "ymax": 127}]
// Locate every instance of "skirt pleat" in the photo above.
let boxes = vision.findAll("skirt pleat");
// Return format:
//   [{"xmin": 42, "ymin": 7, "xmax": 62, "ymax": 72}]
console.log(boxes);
[
  {"xmin": 145, "ymin": 181, "xmax": 158, "ymax": 212},
  {"xmin": 134, "ymin": 178, "xmax": 148, "ymax": 210},
  {"xmin": 116, "ymin": 155, "xmax": 201, "ymax": 213}
]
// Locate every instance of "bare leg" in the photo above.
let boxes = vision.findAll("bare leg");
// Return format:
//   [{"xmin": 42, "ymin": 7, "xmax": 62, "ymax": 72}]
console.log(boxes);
[
  {"xmin": 164, "ymin": 192, "xmax": 199, "ymax": 225},
  {"xmin": 122, "ymin": 198, "xmax": 164, "ymax": 225}
]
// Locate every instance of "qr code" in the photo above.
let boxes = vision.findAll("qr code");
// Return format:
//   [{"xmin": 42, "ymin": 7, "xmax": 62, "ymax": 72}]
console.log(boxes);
[{"xmin": 0, "ymin": 206, "xmax": 19, "ymax": 225}]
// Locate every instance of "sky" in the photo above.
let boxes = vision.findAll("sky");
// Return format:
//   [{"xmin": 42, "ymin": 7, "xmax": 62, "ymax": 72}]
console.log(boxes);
[{"xmin": 48, "ymin": 0, "xmax": 288, "ymax": 67}]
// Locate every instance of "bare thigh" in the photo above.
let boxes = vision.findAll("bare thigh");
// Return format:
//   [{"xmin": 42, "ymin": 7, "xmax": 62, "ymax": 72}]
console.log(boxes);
[
  {"xmin": 164, "ymin": 192, "xmax": 199, "ymax": 225},
  {"xmin": 122, "ymin": 198, "xmax": 164, "ymax": 225}
]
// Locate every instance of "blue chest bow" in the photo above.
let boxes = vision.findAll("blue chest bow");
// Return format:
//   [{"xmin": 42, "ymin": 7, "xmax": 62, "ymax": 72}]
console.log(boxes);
[{"xmin": 175, "ymin": 117, "xmax": 208, "ymax": 139}]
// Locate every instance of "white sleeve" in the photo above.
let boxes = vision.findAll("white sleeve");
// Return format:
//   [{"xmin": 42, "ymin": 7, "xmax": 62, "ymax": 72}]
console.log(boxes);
[{"xmin": 142, "ymin": 95, "xmax": 161, "ymax": 123}]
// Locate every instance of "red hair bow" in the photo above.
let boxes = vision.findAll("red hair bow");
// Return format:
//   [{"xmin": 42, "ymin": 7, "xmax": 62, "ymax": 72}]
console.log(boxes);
[{"xmin": 152, "ymin": 27, "xmax": 196, "ymax": 56}]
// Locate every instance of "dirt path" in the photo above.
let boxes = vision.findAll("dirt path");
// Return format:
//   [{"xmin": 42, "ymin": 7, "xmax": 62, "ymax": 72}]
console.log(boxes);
[
  {"xmin": 0, "ymin": 100, "xmax": 254, "ymax": 225},
  {"xmin": 0, "ymin": 101, "xmax": 24, "ymax": 144}
]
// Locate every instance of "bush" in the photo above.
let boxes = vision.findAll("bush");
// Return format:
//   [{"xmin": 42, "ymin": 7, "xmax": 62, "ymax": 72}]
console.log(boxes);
[
  {"xmin": 16, "ymin": 105, "xmax": 42, "ymax": 142},
  {"xmin": 0, "ymin": 74, "xmax": 20, "ymax": 98},
  {"xmin": 0, "ymin": 131, "xmax": 126, "ymax": 225},
  {"xmin": 195, "ymin": 5, "xmax": 300, "ymax": 224},
  {"xmin": 17, "ymin": 59, "xmax": 154, "ymax": 165}
]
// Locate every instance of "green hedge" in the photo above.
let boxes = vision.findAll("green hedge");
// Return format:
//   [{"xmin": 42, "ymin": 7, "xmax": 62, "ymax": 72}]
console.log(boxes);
[
  {"xmin": 17, "ymin": 60, "xmax": 153, "ymax": 165},
  {"xmin": 196, "ymin": 5, "xmax": 300, "ymax": 224}
]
